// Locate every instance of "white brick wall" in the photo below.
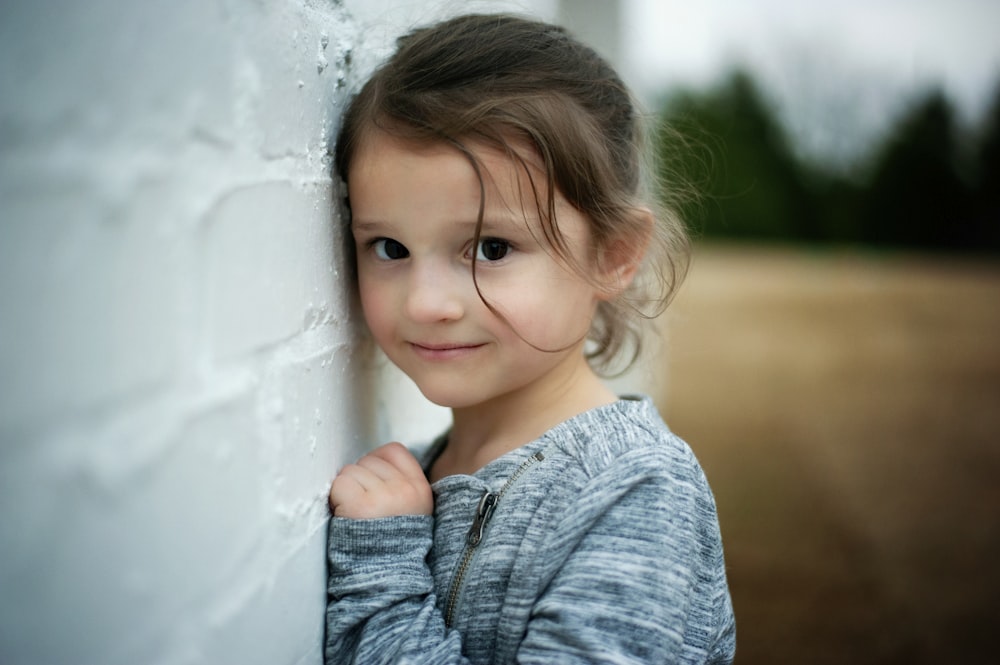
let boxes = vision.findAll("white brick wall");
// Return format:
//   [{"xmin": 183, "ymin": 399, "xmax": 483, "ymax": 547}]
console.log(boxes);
[{"xmin": 0, "ymin": 2, "xmax": 369, "ymax": 663}]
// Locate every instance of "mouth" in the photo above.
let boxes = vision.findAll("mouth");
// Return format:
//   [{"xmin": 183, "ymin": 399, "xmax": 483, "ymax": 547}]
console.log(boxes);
[{"xmin": 409, "ymin": 341, "xmax": 486, "ymax": 360}]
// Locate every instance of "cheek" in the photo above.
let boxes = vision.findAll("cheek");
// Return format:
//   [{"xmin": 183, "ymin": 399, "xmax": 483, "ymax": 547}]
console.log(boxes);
[
  {"xmin": 491, "ymin": 278, "xmax": 596, "ymax": 349},
  {"xmin": 358, "ymin": 275, "xmax": 393, "ymax": 340}
]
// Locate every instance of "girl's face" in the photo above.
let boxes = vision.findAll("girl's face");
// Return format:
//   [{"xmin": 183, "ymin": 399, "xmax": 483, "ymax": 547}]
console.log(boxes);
[{"xmin": 348, "ymin": 131, "xmax": 610, "ymax": 410}]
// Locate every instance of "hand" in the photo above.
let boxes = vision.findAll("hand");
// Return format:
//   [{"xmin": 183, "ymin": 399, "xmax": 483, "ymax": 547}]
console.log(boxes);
[{"xmin": 330, "ymin": 442, "xmax": 434, "ymax": 519}]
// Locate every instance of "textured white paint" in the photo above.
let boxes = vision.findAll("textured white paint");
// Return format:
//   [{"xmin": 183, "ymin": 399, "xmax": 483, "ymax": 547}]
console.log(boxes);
[{"xmin": 0, "ymin": 1, "xmax": 368, "ymax": 663}]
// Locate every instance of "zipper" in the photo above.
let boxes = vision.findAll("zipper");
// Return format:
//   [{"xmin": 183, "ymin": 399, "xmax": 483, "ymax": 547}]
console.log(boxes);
[{"xmin": 443, "ymin": 450, "xmax": 545, "ymax": 627}]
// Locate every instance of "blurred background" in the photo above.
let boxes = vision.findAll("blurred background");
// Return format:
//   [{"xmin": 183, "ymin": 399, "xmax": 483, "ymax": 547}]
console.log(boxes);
[
  {"xmin": 612, "ymin": 1, "xmax": 1000, "ymax": 663},
  {"xmin": 371, "ymin": 0, "xmax": 999, "ymax": 662}
]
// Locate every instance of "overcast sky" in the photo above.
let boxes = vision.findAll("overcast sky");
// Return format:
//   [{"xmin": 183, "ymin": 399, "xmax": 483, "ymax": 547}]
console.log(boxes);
[
  {"xmin": 625, "ymin": 0, "xmax": 999, "ymax": 111},
  {"xmin": 622, "ymin": 0, "xmax": 1000, "ymax": 166}
]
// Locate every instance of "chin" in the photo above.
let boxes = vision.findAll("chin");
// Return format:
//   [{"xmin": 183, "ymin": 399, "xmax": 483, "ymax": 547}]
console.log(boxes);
[
  {"xmin": 418, "ymin": 388, "xmax": 476, "ymax": 409},
  {"xmin": 413, "ymin": 381, "xmax": 496, "ymax": 410}
]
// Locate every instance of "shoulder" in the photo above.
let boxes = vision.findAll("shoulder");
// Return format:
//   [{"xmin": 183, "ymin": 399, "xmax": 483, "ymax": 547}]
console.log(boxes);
[
  {"xmin": 542, "ymin": 395, "xmax": 706, "ymax": 486},
  {"xmin": 534, "ymin": 396, "xmax": 723, "ymax": 536}
]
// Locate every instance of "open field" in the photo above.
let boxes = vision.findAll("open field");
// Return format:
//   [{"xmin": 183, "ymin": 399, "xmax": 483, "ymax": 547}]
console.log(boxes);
[{"xmin": 655, "ymin": 245, "xmax": 1000, "ymax": 664}]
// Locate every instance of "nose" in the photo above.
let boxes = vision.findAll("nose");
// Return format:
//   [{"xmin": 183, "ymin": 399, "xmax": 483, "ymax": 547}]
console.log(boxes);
[{"xmin": 405, "ymin": 259, "xmax": 466, "ymax": 323}]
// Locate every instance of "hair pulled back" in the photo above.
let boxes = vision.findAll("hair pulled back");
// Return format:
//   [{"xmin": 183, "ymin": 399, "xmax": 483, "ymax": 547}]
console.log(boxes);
[{"xmin": 335, "ymin": 13, "xmax": 689, "ymax": 375}]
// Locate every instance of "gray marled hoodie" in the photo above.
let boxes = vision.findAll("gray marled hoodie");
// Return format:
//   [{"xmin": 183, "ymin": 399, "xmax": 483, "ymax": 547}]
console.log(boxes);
[{"xmin": 326, "ymin": 396, "xmax": 735, "ymax": 664}]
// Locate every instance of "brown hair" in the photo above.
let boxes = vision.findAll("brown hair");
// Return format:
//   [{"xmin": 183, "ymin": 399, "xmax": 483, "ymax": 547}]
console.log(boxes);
[{"xmin": 335, "ymin": 13, "xmax": 689, "ymax": 375}]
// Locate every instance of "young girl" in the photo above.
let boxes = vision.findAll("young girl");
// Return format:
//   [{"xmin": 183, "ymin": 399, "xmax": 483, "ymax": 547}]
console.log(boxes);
[{"xmin": 326, "ymin": 13, "xmax": 735, "ymax": 664}]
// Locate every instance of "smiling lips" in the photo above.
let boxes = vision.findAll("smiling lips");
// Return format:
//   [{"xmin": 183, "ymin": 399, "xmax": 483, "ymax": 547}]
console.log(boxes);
[{"xmin": 409, "ymin": 341, "xmax": 486, "ymax": 361}]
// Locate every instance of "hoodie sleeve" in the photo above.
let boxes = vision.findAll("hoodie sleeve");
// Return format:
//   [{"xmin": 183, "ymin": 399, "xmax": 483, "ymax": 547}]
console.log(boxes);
[{"xmin": 325, "ymin": 515, "xmax": 473, "ymax": 665}]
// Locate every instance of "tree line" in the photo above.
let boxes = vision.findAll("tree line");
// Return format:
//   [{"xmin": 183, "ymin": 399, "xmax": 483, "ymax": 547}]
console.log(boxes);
[{"xmin": 657, "ymin": 71, "xmax": 1000, "ymax": 253}]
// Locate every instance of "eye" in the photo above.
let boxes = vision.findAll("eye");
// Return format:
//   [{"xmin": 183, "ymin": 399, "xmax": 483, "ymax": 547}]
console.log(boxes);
[
  {"xmin": 372, "ymin": 238, "xmax": 409, "ymax": 260},
  {"xmin": 474, "ymin": 238, "xmax": 511, "ymax": 262}
]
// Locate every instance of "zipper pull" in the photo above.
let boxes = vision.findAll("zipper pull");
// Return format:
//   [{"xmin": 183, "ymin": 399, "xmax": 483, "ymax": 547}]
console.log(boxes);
[{"xmin": 467, "ymin": 491, "xmax": 498, "ymax": 547}]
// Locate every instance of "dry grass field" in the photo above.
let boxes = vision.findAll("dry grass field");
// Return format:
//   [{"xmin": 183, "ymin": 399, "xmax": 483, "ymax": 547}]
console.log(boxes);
[{"xmin": 655, "ymin": 244, "xmax": 1000, "ymax": 664}]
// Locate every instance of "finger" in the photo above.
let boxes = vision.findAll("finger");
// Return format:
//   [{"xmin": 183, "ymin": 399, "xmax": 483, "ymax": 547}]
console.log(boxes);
[
  {"xmin": 337, "ymin": 463, "xmax": 383, "ymax": 492},
  {"xmin": 330, "ymin": 470, "xmax": 366, "ymax": 512},
  {"xmin": 355, "ymin": 453, "xmax": 403, "ymax": 482},
  {"xmin": 371, "ymin": 442, "xmax": 427, "ymax": 483}
]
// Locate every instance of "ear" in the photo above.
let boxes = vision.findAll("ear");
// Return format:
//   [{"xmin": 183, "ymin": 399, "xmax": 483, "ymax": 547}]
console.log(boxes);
[{"xmin": 595, "ymin": 207, "xmax": 653, "ymax": 300}]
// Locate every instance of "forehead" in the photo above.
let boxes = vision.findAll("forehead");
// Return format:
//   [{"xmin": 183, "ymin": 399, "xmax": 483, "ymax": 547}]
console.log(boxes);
[
  {"xmin": 347, "ymin": 130, "xmax": 548, "ymax": 214},
  {"xmin": 352, "ymin": 124, "xmax": 552, "ymax": 174}
]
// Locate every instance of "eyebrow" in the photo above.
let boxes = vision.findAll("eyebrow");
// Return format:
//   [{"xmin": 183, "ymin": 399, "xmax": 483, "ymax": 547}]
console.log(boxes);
[
  {"xmin": 351, "ymin": 215, "xmax": 530, "ymax": 234},
  {"xmin": 350, "ymin": 219, "xmax": 388, "ymax": 233}
]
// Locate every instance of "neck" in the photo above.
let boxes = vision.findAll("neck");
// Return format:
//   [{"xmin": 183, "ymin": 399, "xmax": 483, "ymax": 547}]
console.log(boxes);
[{"xmin": 435, "ymin": 356, "xmax": 617, "ymax": 479}]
